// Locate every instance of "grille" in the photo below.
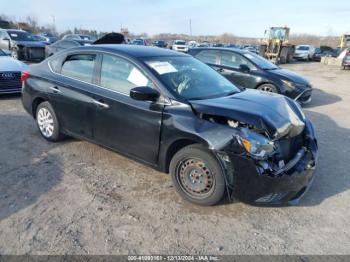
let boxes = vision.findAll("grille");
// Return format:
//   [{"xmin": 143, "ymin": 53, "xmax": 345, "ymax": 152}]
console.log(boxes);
[
  {"xmin": 26, "ymin": 47, "xmax": 45, "ymax": 60},
  {"xmin": 0, "ymin": 72, "xmax": 21, "ymax": 90}
]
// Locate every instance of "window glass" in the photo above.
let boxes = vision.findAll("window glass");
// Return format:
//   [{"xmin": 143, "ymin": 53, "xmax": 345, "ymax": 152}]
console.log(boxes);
[
  {"xmin": 48, "ymin": 54, "xmax": 65, "ymax": 73},
  {"xmin": 195, "ymin": 50, "xmax": 219, "ymax": 64},
  {"xmin": 100, "ymin": 54, "xmax": 154, "ymax": 94},
  {"xmin": 61, "ymin": 54, "xmax": 96, "ymax": 83},
  {"xmin": 221, "ymin": 51, "xmax": 255, "ymax": 70}
]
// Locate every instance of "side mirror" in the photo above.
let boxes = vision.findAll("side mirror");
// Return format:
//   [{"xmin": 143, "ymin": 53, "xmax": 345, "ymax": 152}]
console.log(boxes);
[
  {"xmin": 239, "ymin": 64, "xmax": 250, "ymax": 72},
  {"xmin": 130, "ymin": 86, "xmax": 160, "ymax": 102}
]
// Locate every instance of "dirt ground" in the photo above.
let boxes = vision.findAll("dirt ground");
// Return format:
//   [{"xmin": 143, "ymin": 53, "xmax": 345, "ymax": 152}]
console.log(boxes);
[{"xmin": 0, "ymin": 62, "xmax": 349, "ymax": 255}]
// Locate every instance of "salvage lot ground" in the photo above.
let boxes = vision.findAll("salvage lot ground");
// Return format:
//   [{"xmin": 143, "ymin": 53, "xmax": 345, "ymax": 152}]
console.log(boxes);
[{"xmin": 0, "ymin": 62, "xmax": 349, "ymax": 255}]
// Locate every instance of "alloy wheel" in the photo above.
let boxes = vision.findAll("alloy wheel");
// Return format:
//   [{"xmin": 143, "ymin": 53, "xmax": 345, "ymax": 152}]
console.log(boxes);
[{"xmin": 37, "ymin": 107, "xmax": 54, "ymax": 138}]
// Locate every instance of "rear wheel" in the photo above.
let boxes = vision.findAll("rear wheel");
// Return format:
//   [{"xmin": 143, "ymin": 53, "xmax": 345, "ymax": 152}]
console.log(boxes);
[
  {"xmin": 36, "ymin": 101, "xmax": 64, "ymax": 142},
  {"xmin": 257, "ymin": 84, "xmax": 278, "ymax": 93},
  {"xmin": 169, "ymin": 144, "xmax": 226, "ymax": 206}
]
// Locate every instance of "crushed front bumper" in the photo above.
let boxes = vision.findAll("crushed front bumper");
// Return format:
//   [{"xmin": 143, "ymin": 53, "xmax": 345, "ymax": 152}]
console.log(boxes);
[{"xmin": 226, "ymin": 134, "xmax": 318, "ymax": 206}]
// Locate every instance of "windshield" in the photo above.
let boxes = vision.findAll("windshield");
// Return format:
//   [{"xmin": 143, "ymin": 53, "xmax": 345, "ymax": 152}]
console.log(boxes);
[
  {"xmin": 297, "ymin": 46, "xmax": 310, "ymax": 51},
  {"xmin": 243, "ymin": 52, "xmax": 278, "ymax": 70},
  {"xmin": 175, "ymin": 41, "xmax": 186, "ymax": 45},
  {"xmin": 8, "ymin": 31, "xmax": 35, "ymax": 41},
  {"xmin": 144, "ymin": 56, "xmax": 240, "ymax": 100}
]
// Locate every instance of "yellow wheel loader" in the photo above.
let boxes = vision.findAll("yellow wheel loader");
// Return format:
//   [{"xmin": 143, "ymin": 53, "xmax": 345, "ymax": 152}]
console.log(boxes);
[{"xmin": 259, "ymin": 27, "xmax": 295, "ymax": 64}]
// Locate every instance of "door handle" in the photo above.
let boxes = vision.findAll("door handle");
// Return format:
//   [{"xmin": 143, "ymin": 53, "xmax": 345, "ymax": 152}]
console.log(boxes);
[
  {"xmin": 93, "ymin": 100, "xmax": 109, "ymax": 109},
  {"xmin": 216, "ymin": 68, "xmax": 224, "ymax": 72},
  {"xmin": 50, "ymin": 86, "xmax": 61, "ymax": 93}
]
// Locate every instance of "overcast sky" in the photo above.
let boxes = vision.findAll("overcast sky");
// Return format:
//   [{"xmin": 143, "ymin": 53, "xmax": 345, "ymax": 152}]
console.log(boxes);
[{"xmin": 2, "ymin": 0, "xmax": 350, "ymax": 37}]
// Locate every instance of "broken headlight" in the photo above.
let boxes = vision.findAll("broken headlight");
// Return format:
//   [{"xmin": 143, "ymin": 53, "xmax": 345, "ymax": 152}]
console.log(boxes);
[{"xmin": 236, "ymin": 128, "xmax": 275, "ymax": 159}]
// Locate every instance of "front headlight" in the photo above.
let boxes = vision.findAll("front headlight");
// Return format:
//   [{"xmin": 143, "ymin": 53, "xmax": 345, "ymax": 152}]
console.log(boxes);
[
  {"xmin": 282, "ymin": 79, "xmax": 295, "ymax": 89},
  {"xmin": 236, "ymin": 128, "xmax": 275, "ymax": 159}
]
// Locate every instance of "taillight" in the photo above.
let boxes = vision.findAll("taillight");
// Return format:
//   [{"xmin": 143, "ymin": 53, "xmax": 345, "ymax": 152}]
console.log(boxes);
[{"xmin": 21, "ymin": 71, "xmax": 30, "ymax": 82}]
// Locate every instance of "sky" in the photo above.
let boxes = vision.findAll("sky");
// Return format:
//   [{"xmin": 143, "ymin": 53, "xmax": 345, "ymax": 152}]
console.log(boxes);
[{"xmin": 2, "ymin": 0, "xmax": 350, "ymax": 37}]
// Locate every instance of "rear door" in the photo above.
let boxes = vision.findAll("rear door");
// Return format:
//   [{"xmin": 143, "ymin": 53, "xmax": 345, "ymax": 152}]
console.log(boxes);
[
  {"xmin": 92, "ymin": 53, "xmax": 163, "ymax": 165},
  {"xmin": 48, "ymin": 53, "xmax": 98, "ymax": 138}
]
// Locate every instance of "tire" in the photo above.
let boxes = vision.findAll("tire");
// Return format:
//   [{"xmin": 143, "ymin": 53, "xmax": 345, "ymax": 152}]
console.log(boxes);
[
  {"xmin": 257, "ymin": 83, "xmax": 278, "ymax": 93},
  {"xmin": 36, "ymin": 101, "xmax": 64, "ymax": 142},
  {"xmin": 169, "ymin": 144, "xmax": 226, "ymax": 206}
]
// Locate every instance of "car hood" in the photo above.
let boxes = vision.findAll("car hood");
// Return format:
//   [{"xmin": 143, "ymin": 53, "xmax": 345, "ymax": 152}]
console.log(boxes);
[
  {"xmin": 0, "ymin": 56, "xmax": 27, "ymax": 71},
  {"xmin": 189, "ymin": 89, "xmax": 305, "ymax": 139},
  {"xmin": 14, "ymin": 41, "xmax": 46, "ymax": 48},
  {"xmin": 268, "ymin": 68, "xmax": 310, "ymax": 85}
]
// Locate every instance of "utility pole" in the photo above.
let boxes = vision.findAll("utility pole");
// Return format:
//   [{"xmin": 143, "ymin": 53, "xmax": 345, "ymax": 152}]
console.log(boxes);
[{"xmin": 190, "ymin": 19, "xmax": 192, "ymax": 37}]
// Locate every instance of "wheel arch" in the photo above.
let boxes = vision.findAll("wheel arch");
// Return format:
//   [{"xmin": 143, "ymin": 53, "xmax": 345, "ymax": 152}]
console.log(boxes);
[
  {"xmin": 162, "ymin": 138, "xmax": 207, "ymax": 173},
  {"xmin": 32, "ymin": 97, "xmax": 49, "ymax": 119}
]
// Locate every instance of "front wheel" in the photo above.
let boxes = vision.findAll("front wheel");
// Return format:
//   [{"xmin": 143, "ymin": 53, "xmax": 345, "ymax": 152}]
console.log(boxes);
[
  {"xmin": 36, "ymin": 101, "xmax": 64, "ymax": 142},
  {"xmin": 169, "ymin": 144, "xmax": 226, "ymax": 206},
  {"xmin": 257, "ymin": 84, "xmax": 278, "ymax": 93}
]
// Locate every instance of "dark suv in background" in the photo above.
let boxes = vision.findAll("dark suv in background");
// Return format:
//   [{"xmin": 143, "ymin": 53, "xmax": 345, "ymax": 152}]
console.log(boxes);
[{"xmin": 0, "ymin": 29, "xmax": 46, "ymax": 61}]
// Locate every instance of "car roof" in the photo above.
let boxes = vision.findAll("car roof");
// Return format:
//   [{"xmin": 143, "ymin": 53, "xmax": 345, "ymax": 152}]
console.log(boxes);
[
  {"xmin": 70, "ymin": 44, "xmax": 188, "ymax": 58},
  {"xmin": 191, "ymin": 47, "xmax": 250, "ymax": 54}
]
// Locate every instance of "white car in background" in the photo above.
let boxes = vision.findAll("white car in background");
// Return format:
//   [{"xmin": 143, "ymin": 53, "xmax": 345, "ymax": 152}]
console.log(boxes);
[
  {"xmin": 294, "ymin": 45, "xmax": 316, "ymax": 61},
  {"xmin": 0, "ymin": 49, "xmax": 27, "ymax": 94},
  {"xmin": 171, "ymin": 40, "xmax": 188, "ymax": 53}
]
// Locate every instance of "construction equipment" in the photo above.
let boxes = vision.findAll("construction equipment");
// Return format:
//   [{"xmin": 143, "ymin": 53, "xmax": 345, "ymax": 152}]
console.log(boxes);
[
  {"xmin": 339, "ymin": 34, "xmax": 350, "ymax": 50},
  {"xmin": 259, "ymin": 27, "xmax": 295, "ymax": 64}
]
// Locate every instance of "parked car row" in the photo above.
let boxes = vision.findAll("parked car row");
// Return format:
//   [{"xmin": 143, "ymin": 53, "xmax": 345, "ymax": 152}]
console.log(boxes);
[{"xmin": 20, "ymin": 45, "xmax": 318, "ymax": 206}]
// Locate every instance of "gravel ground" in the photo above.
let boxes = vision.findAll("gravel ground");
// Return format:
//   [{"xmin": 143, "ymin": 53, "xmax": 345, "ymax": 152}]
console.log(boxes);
[{"xmin": 0, "ymin": 62, "xmax": 349, "ymax": 255}]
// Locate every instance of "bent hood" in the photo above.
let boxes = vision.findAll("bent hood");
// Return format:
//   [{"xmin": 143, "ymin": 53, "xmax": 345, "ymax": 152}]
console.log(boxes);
[
  {"xmin": 0, "ymin": 56, "xmax": 27, "ymax": 71},
  {"xmin": 15, "ymin": 41, "xmax": 46, "ymax": 48},
  {"xmin": 190, "ymin": 89, "xmax": 305, "ymax": 139},
  {"xmin": 269, "ymin": 68, "xmax": 310, "ymax": 85}
]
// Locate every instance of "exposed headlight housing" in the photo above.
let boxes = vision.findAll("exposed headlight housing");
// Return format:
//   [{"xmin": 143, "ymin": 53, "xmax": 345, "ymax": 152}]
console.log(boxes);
[{"xmin": 236, "ymin": 128, "xmax": 275, "ymax": 159}]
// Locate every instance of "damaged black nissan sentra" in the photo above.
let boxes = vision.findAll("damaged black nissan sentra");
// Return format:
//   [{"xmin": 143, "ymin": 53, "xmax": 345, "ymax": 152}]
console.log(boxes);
[{"xmin": 21, "ymin": 45, "xmax": 318, "ymax": 206}]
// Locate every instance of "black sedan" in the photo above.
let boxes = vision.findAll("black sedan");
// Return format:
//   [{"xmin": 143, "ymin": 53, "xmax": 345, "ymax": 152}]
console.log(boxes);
[
  {"xmin": 0, "ymin": 29, "xmax": 47, "ymax": 62},
  {"xmin": 21, "ymin": 45, "xmax": 318, "ymax": 206},
  {"xmin": 189, "ymin": 48, "xmax": 313, "ymax": 103},
  {"xmin": 45, "ymin": 39, "xmax": 92, "ymax": 57}
]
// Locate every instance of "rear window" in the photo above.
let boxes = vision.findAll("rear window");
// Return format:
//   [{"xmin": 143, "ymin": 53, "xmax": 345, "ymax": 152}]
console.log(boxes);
[
  {"xmin": 61, "ymin": 54, "xmax": 96, "ymax": 83},
  {"xmin": 195, "ymin": 50, "xmax": 219, "ymax": 64}
]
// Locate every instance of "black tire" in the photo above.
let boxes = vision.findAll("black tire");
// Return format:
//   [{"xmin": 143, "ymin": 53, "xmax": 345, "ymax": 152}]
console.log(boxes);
[
  {"xmin": 169, "ymin": 144, "xmax": 226, "ymax": 206},
  {"xmin": 256, "ymin": 83, "xmax": 278, "ymax": 93},
  {"xmin": 36, "ymin": 101, "xmax": 64, "ymax": 142}
]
